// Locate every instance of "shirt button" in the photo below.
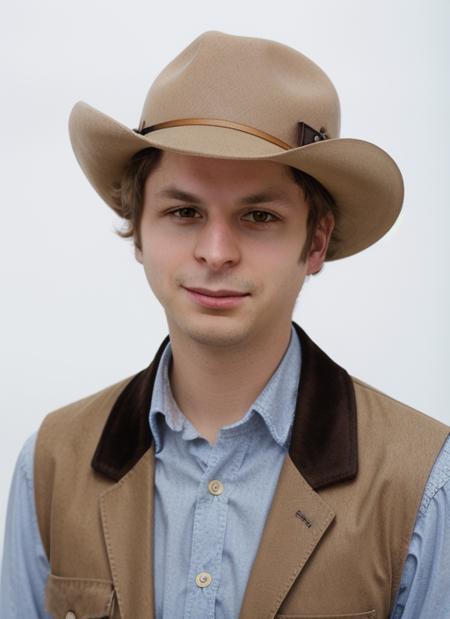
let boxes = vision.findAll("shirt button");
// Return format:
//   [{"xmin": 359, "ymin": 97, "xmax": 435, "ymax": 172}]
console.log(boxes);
[
  {"xmin": 208, "ymin": 479, "xmax": 224, "ymax": 495},
  {"xmin": 195, "ymin": 571, "xmax": 212, "ymax": 587},
  {"xmin": 65, "ymin": 612, "xmax": 77, "ymax": 619}
]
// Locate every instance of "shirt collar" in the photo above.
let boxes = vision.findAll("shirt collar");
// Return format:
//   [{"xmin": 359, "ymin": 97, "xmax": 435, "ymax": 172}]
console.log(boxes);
[
  {"xmin": 92, "ymin": 321, "xmax": 358, "ymax": 490},
  {"xmin": 149, "ymin": 324, "xmax": 301, "ymax": 452}
]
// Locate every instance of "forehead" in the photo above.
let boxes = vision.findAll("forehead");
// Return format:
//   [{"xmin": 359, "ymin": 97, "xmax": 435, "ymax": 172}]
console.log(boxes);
[{"xmin": 145, "ymin": 150, "xmax": 297, "ymax": 193}]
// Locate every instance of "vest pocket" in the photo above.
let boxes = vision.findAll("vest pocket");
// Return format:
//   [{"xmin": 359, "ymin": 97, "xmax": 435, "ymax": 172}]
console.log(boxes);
[{"xmin": 45, "ymin": 574, "xmax": 117, "ymax": 619}]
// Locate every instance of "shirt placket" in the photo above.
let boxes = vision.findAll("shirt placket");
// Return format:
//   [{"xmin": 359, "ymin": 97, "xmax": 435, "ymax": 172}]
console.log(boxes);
[{"xmin": 183, "ymin": 429, "xmax": 251, "ymax": 619}]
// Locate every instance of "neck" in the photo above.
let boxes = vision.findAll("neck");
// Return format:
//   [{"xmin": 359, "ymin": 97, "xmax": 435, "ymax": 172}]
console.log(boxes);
[{"xmin": 167, "ymin": 320, "xmax": 292, "ymax": 445}]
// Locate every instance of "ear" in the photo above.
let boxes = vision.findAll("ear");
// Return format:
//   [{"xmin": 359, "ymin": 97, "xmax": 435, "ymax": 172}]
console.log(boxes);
[
  {"xmin": 306, "ymin": 211, "xmax": 335, "ymax": 275},
  {"xmin": 134, "ymin": 245, "xmax": 143, "ymax": 264}
]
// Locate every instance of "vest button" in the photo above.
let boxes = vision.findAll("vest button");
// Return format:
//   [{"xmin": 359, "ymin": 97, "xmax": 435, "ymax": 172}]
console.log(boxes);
[
  {"xmin": 208, "ymin": 479, "xmax": 224, "ymax": 495},
  {"xmin": 195, "ymin": 571, "xmax": 212, "ymax": 587},
  {"xmin": 65, "ymin": 612, "xmax": 77, "ymax": 619}
]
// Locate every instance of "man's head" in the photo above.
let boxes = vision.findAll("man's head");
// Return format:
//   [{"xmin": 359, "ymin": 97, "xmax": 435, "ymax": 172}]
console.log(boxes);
[
  {"xmin": 113, "ymin": 149, "xmax": 335, "ymax": 348},
  {"xmin": 69, "ymin": 30, "xmax": 403, "ymax": 271}
]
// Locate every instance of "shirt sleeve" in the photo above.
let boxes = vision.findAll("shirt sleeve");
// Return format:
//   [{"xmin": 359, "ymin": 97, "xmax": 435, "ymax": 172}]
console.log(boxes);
[
  {"xmin": 0, "ymin": 431, "xmax": 52, "ymax": 619},
  {"xmin": 390, "ymin": 434, "xmax": 450, "ymax": 619}
]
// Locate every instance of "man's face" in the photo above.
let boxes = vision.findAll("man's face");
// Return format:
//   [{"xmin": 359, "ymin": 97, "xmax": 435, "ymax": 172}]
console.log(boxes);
[{"xmin": 135, "ymin": 150, "xmax": 333, "ymax": 349}]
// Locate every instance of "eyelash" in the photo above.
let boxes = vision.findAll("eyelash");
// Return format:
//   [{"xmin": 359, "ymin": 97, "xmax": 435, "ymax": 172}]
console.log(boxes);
[{"xmin": 167, "ymin": 207, "xmax": 280, "ymax": 225}]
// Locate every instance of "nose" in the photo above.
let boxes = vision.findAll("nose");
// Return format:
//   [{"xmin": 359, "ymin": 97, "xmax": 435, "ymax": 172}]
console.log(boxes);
[{"xmin": 193, "ymin": 217, "xmax": 241, "ymax": 271}]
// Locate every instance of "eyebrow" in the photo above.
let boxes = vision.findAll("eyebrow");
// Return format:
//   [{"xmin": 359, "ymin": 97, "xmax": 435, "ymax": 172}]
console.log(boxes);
[{"xmin": 155, "ymin": 185, "xmax": 293, "ymax": 206}]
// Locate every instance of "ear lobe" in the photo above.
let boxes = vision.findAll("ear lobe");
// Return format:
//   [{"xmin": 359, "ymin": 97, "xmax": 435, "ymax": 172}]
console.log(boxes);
[
  {"xmin": 306, "ymin": 242, "xmax": 327, "ymax": 274},
  {"xmin": 306, "ymin": 251, "xmax": 324, "ymax": 276}
]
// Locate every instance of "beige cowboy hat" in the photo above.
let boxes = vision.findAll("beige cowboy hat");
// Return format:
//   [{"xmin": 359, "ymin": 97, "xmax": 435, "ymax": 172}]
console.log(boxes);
[{"xmin": 69, "ymin": 30, "xmax": 404, "ymax": 261}]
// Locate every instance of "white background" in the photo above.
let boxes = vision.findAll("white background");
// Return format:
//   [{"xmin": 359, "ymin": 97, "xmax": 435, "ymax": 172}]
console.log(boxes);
[{"xmin": 1, "ymin": 0, "xmax": 449, "ymax": 560}]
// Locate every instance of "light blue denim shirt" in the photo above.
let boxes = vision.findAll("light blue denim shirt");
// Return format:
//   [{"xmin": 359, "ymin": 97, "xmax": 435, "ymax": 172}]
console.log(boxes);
[{"xmin": 1, "ymin": 324, "xmax": 450, "ymax": 617}]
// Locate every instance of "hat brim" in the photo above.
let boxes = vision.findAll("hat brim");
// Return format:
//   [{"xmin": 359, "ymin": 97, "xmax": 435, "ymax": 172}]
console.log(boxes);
[{"xmin": 69, "ymin": 101, "xmax": 404, "ymax": 261}]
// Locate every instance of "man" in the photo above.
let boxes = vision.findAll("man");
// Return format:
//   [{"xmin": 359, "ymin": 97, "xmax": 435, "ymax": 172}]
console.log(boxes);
[{"xmin": 1, "ymin": 30, "xmax": 449, "ymax": 619}]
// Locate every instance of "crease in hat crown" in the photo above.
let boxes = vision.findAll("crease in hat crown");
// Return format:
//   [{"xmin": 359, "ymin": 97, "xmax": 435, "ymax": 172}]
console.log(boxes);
[{"xmin": 68, "ymin": 30, "xmax": 404, "ymax": 262}]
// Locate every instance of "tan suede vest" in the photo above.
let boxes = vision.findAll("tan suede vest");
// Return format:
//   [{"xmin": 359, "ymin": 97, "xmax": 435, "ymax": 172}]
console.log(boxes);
[{"xmin": 34, "ymin": 323, "xmax": 449, "ymax": 619}]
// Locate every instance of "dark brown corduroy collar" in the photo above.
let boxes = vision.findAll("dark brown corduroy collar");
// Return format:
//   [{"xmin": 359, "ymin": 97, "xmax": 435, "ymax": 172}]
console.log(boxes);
[{"xmin": 92, "ymin": 321, "xmax": 357, "ymax": 491}]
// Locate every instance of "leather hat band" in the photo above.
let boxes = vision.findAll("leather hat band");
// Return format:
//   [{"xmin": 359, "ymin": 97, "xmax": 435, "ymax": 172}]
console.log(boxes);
[
  {"xmin": 134, "ymin": 118, "xmax": 328, "ymax": 150},
  {"xmin": 134, "ymin": 118, "xmax": 292, "ymax": 149}
]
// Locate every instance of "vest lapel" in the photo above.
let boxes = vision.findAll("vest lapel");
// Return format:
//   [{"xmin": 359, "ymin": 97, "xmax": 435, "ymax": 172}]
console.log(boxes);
[
  {"xmin": 238, "ymin": 455, "xmax": 335, "ymax": 618},
  {"xmin": 100, "ymin": 447, "xmax": 156, "ymax": 619}
]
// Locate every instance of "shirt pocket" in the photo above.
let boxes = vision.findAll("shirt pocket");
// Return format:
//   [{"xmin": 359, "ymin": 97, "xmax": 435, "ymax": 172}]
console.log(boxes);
[
  {"xmin": 276, "ymin": 612, "xmax": 376, "ymax": 619},
  {"xmin": 45, "ymin": 574, "xmax": 117, "ymax": 619}
]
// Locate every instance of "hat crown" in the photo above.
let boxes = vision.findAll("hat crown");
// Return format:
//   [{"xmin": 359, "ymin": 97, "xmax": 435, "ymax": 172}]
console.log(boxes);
[{"xmin": 139, "ymin": 31, "xmax": 340, "ymax": 147}]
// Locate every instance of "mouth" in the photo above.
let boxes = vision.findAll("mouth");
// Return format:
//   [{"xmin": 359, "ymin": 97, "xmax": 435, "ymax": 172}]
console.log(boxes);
[
  {"xmin": 184, "ymin": 287, "xmax": 249, "ymax": 298},
  {"xmin": 183, "ymin": 286, "xmax": 250, "ymax": 309}
]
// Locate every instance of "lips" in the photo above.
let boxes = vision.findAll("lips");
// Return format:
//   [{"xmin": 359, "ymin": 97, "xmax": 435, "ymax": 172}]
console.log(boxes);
[
  {"xmin": 184, "ymin": 287, "xmax": 249, "ymax": 309},
  {"xmin": 184, "ymin": 287, "xmax": 249, "ymax": 298}
]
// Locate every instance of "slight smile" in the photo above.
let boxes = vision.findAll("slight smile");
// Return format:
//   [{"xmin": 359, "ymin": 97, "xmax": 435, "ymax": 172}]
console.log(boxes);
[{"xmin": 183, "ymin": 287, "xmax": 250, "ymax": 309}]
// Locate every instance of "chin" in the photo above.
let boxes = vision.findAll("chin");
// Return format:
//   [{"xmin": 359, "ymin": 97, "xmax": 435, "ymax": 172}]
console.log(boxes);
[{"xmin": 172, "ymin": 313, "xmax": 255, "ymax": 348}]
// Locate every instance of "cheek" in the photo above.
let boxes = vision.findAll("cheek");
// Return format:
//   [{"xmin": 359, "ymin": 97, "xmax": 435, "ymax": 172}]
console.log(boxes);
[
  {"xmin": 261, "ymin": 240, "xmax": 307, "ymax": 298},
  {"xmin": 141, "ymin": 232, "xmax": 192, "ymax": 299},
  {"xmin": 258, "ymin": 233, "xmax": 305, "ymax": 274},
  {"xmin": 140, "ymin": 237, "xmax": 170, "ymax": 291}
]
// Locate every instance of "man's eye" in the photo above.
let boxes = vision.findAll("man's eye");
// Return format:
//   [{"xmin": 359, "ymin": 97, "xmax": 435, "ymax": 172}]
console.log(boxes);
[
  {"xmin": 244, "ymin": 210, "xmax": 278, "ymax": 224},
  {"xmin": 170, "ymin": 207, "xmax": 200, "ymax": 219}
]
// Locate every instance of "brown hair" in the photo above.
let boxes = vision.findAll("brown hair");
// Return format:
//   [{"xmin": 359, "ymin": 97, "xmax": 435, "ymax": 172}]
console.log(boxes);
[{"xmin": 112, "ymin": 147, "xmax": 337, "ymax": 265}]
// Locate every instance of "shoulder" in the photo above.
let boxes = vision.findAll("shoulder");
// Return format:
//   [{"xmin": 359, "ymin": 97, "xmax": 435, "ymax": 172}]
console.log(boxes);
[
  {"xmin": 34, "ymin": 374, "xmax": 138, "ymax": 477},
  {"xmin": 14, "ymin": 431, "xmax": 39, "ymax": 485},
  {"xmin": 37, "ymin": 374, "xmax": 135, "ymax": 443},
  {"xmin": 350, "ymin": 376, "xmax": 450, "ymax": 498},
  {"xmin": 351, "ymin": 376, "xmax": 449, "ymax": 434}
]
